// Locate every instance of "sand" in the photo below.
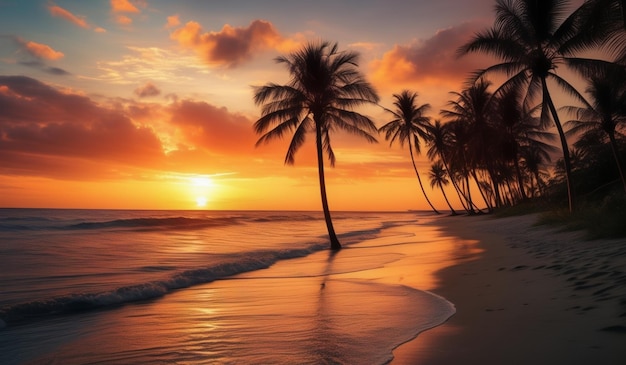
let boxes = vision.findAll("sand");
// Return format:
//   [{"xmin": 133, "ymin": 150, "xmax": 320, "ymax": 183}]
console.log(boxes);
[{"xmin": 392, "ymin": 213, "xmax": 626, "ymax": 365}]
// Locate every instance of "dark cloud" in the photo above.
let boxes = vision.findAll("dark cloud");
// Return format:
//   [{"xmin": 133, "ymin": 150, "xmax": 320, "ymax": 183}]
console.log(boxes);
[
  {"xmin": 18, "ymin": 60, "xmax": 71, "ymax": 76},
  {"xmin": 45, "ymin": 66, "xmax": 71, "ymax": 76},
  {"xmin": 134, "ymin": 82, "xmax": 161, "ymax": 98}
]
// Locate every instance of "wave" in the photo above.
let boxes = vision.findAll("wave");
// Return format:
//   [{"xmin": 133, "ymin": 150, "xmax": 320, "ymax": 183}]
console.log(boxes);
[
  {"xmin": 0, "ymin": 212, "xmax": 325, "ymax": 232},
  {"xmin": 0, "ymin": 244, "xmax": 326, "ymax": 327},
  {"xmin": 65, "ymin": 216, "xmax": 241, "ymax": 231}
]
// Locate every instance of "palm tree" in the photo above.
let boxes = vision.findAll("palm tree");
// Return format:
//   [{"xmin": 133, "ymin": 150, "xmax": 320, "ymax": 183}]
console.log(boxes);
[
  {"xmin": 459, "ymin": 0, "xmax": 591, "ymax": 213},
  {"xmin": 563, "ymin": 67, "xmax": 626, "ymax": 193},
  {"xmin": 441, "ymin": 80, "xmax": 496, "ymax": 211},
  {"xmin": 253, "ymin": 41, "xmax": 379, "ymax": 250},
  {"xmin": 426, "ymin": 120, "xmax": 473, "ymax": 213},
  {"xmin": 429, "ymin": 162, "xmax": 458, "ymax": 215},
  {"xmin": 379, "ymin": 90, "xmax": 440, "ymax": 214}
]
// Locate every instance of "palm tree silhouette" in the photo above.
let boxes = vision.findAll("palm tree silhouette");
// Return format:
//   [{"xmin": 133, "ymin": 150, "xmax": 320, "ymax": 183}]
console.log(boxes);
[
  {"xmin": 563, "ymin": 67, "xmax": 626, "ymax": 193},
  {"xmin": 491, "ymin": 88, "xmax": 557, "ymax": 202},
  {"xmin": 459, "ymin": 0, "xmax": 592, "ymax": 212},
  {"xmin": 429, "ymin": 162, "xmax": 457, "ymax": 215},
  {"xmin": 253, "ymin": 41, "xmax": 379, "ymax": 250},
  {"xmin": 379, "ymin": 90, "xmax": 440, "ymax": 214},
  {"xmin": 441, "ymin": 80, "xmax": 495, "ymax": 212},
  {"xmin": 425, "ymin": 120, "xmax": 473, "ymax": 213}
]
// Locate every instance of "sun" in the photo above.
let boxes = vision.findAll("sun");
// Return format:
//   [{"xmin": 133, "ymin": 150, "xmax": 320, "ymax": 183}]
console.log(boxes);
[
  {"xmin": 195, "ymin": 196, "xmax": 208, "ymax": 208},
  {"xmin": 189, "ymin": 176, "xmax": 215, "ymax": 209}
]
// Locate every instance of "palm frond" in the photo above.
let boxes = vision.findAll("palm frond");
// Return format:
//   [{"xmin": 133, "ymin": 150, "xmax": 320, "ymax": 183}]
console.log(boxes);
[{"xmin": 284, "ymin": 117, "xmax": 312, "ymax": 165}]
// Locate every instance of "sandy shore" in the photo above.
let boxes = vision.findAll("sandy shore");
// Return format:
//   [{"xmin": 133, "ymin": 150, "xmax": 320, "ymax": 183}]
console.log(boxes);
[{"xmin": 392, "ymin": 213, "xmax": 626, "ymax": 364}]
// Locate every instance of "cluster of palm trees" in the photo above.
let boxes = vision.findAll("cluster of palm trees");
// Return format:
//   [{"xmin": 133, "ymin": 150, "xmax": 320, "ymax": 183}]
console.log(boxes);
[{"xmin": 253, "ymin": 0, "xmax": 626, "ymax": 250}]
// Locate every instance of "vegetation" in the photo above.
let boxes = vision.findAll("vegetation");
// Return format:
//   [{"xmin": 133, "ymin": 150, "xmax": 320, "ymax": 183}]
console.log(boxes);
[
  {"xmin": 253, "ymin": 41, "xmax": 379, "ymax": 250},
  {"xmin": 254, "ymin": 0, "xmax": 626, "ymax": 244},
  {"xmin": 379, "ymin": 91, "xmax": 440, "ymax": 214}
]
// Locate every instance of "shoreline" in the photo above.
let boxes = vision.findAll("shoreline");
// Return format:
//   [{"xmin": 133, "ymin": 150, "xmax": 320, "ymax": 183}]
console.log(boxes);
[{"xmin": 392, "ymin": 213, "xmax": 626, "ymax": 364}]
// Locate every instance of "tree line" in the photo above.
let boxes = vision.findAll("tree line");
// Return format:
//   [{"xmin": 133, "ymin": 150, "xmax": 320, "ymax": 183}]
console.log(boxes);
[{"xmin": 253, "ymin": 0, "xmax": 626, "ymax": 250}]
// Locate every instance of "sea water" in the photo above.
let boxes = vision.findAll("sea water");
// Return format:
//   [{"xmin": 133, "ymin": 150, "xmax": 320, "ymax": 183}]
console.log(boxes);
[{"xmin": 0, "ymin": 209, "xmax": 456, "ymax": 364}]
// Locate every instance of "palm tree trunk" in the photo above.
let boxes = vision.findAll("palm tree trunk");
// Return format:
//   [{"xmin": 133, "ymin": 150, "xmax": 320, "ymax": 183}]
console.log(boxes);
[
  {"xmin": 439, "ymin": 186, "xmax": 458, "ymax": 215},
  {"xmin": 608, "ymin": 130, "xmax": 626, "ymax": 194},
  {"xmin": 440, "ymin": 156, "xmax": 471, "ymax": 212},
  {"xmin": 463, "ymin": 171, "xmax": 472, "ymax": 214},
  {"xmin": 542, "ymin": 78, "xmax": 574, "ymax": 213},
  {"xmin": 514, "ymin": 158, "xmax": 528, "ymax": 200},
  {"xmin": 485, "ymin": 166, "xmax": 501, "ymax": 208},
  {"xmin": 535, "ymin": 171, "xmax": 545, "ymax": 196},
  {"xmin": 471, "ymin": 170, "xmax": 492, "ymax": 212},
  {"xmin": 315, "ymin": 120, "xmax": 341, "ymax": 250},
  {"xmin": 409, "ymin": 142, "xmax": 440, "ymax": 214}
]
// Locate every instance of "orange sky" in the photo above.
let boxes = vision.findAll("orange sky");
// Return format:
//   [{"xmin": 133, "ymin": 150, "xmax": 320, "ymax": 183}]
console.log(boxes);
[{"xmin": 0, "ymin": 0, "xmax": 592, "ymax": 211}]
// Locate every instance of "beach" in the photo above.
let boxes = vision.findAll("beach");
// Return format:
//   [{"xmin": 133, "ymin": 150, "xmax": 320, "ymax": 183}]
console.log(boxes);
[
  {"xmin": 1, "ymin": 210, "xmax": 625, "ymax": 364},
  {"xmin": 393, "ymin": 213, "xmax": 626, "ymax": 364}
]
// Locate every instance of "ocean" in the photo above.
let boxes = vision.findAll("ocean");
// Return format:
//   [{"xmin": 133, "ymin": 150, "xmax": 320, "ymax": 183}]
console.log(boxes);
[{"xmin": 0, "ymin": 209, "xmax": 459, "ymax": 364}]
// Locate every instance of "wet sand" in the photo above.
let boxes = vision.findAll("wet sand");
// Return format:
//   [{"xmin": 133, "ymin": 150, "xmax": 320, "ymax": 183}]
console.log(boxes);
[{"xmin": 392, "ymin": 213, "xmax": 626, "ymax": 364}]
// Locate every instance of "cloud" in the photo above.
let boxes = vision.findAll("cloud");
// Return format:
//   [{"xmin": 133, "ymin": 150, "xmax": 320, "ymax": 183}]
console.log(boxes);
[
  {"xmin": 115, "ymin": 15, "xmax": 133, "ymax": 25},
  {"xmin": 48, "ymin": 4, "xmax": 88, "ymax": 28},
  {"xmin": 11, "ymin": 37, "xmax": 70, "ymax": 76},
  {"xmin": 0, "ymin": 76, "xmax": 166, "ymax": 178},
  {"xmin": 111, "ymin": 0, "xmax": 140, "ymax": 13},
  {"xmin": 18, "ymin": 60, "xmax": 71, "ymax": 76},
  {"xmin": 168, "ymin": 100, "xmax": 257, "ymax": 155},
  {"xmin": 170, "ymin": 19, "xmax": 298, "ymax": 68},
  {"xmin": 134, "ymin": 82, "xmax": 161, "ymax": 98},
  {"xmin": 96, "ymin": 46, "xmax": 208, "ymax": 84},
  {"xmin": 369, "ymin": 22, "xmax": 493, "ymax": 91},
  {"xmin": 165, "ymin": 14, "xmax": 180, "ymax": 29},
  {"xmin": 0, "ymin": 75, "xmax": 275, "ymax": 180},
  {"xmin": 47, "ymin": 3, "xmax": 104, "ymax": 33},
  {"xmin": 22, "ymin": 40, "xmax": 64, "ymax": 60},
  {"xmin": 45, "ymin": 66, "xmax": 71, "ymax": 76},
  {"xmin": 110, "ymin": 0, "xmax": 144, "ymax": 26}
]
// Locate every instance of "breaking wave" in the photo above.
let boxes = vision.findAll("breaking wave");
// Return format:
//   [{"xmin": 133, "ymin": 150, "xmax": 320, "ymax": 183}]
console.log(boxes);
[{"xmin": 0, "ymin": 244, "xmax": 326, "ymax": 326}]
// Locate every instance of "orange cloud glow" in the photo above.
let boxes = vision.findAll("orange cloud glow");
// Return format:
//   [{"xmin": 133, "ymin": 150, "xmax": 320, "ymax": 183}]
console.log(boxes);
[
  {"xmin": 370, "ymin": 22, "xmax": 492, "ymax": 91},
  {"xmin": 168, "ymin": 100, "xmax": 257, "ymax": 155},
  {"xmin": 165, "ymin": 14, "xmax": 180, "ymax": 29},
  {"xmin": 23, "ymin": 40, "xmax": 64, "ymax": 60},
  {"xmin": 0, "ymin": 76, "xmax": 165, "ymax": 179},
  {"xmin": 171, "ymin": 19, "xmax": 296, "ymax": 68},
  {"xmin": 111, "ymin": 0, "xmax": 140, "ymax": 13},
  {"xmin": 115, "ymin": 15, "xmax": 133, "ymax": 25},
  {"xmin": 48, "ymin": 4, "xmax": 89, "ymax": 29}
]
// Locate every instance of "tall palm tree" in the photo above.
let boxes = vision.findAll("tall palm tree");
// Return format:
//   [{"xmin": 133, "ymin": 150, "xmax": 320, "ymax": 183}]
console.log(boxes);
[
  {"xmin": 491, "ymin": 87, "xmax": 557, "ymax": 202},
  {"xmin": 429, "ymin": 162, "xmax": 458, "ymax": 215},
  {"xmin": 445, "ymin": 120, "xmax": 479, "ymax": 213},
  {"xmin": 253, "ymin": 41, "xmax": 379, "ymax": 250},
  {"xmin": 379, "ymin": 90, "xmax": 440, "ymax": 214},
  {"xmin": 426, "ymin": 119, "xmax": 472, "ymax": 212},
  {"xmin": 441, "ymin": 80, "xmax": 496, "ymax": 211},
  {"xmin": 563, "ymin": 67, "xmax": 626, "ymax": 193},
  {"xmin": 459, "ymin": 0, "xmax": 591, "ymax": 213}
]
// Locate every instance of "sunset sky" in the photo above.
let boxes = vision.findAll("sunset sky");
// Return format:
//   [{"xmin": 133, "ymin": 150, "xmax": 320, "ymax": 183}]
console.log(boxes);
[{"xmin": 0, "ymin": 0, "xmax": 589, "ymax": 211}]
